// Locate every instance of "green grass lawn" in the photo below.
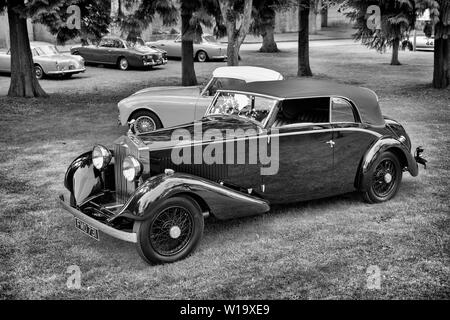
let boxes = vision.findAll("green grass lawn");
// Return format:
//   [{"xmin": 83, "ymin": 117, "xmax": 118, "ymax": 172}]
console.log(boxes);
[{"xmin": 0, "ymin": 44, "xmax": 449, "ymax": 299}]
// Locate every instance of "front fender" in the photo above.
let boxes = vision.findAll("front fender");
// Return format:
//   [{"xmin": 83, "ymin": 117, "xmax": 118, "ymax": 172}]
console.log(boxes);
[
  {"xmin": 119, "ymin": 172, "xmax": 270, "ymax": 221},
  {"xmin": 64, "ymin": 151, "xmax": 114, "ymax": 205},
  {"xmin": 357, "ymin": 137, "xmax": 418, "ymax": 191}
]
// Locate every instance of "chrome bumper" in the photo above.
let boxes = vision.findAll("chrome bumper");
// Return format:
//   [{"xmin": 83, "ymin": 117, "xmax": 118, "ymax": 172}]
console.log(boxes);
[
  {"xmin": 59, "ymin": 194, "xmax": 137, "ymax": 243},
  {"xmin": 47, "ymin": 68, "xmax": 86, "ymax": 75}
]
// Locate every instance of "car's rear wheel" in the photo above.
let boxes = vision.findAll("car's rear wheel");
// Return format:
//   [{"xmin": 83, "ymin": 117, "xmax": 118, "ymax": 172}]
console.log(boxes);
[
  {"xmin": 196, "ymin": 50, "xmax": 208, "ymax": 62},
  {"xmin": 134, "ymin": 196, "xmax": 204, "ymax": 264},
  {"xmin": 362, "ymin": 151, "xmax": 402, "ymax": 203},
  {"xmin": 118, "ymin": 57, "xmax": 129, "ymax": 70},
  {"xmin": 129, "ymin": 110, "xmax": 162, "ymax": 134},
  {"xmin": 34, "ymin": 65, "xmax": 44, "ymax": 80}
]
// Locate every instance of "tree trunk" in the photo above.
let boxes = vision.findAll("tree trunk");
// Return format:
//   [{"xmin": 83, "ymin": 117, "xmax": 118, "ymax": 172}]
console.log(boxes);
[
  {"xmin": 432, "ymin": 1, "xmax": 449, "ymax": 88},
  {"xmin": 433, "ymin": 37, "xmax": 449, "ymax": 88},
  {"xmin": 259, "ymin": 10, "xmax": 279, "ymax": 53},
  {"xmin": 219, "ymin": 0, "xmax": 253, "ymax": 66},
  {"xmin": 390, "ymin": 38, "xmax": 401, "ymax": 65},
  {"xmin": 7, "ymin": 1, "xmax": 47, "ymax": 98},
  {"xmin": 297, "ymin": 0, "xmax": 312, "ymax": 77},
  {"xmin": 180, "ymin": 7, "xmax": 197, "ymax": 86},
  {"xmin": 321, "ymin": 6, "xmax": 328, "ymax": 28}
]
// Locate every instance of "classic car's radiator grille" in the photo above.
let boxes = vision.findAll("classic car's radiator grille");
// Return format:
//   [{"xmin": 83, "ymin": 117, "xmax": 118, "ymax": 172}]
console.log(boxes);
[
  {"xmin": 114, "ymin": 143, "xmax": 137, "ymax": 202},
  {"xmin": 158, "ymin": 157, "xmax": 228, "ymax": 182}
]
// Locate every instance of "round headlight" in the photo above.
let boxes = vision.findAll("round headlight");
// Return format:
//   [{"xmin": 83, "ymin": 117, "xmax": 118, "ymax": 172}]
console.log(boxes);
[
  {"xmin": 123, "ymin": 156, "xmax": 142, "ymax": 182},
  {"xmin": 92, "ymin": 145, "xmax": 112, "ymax": 170}
]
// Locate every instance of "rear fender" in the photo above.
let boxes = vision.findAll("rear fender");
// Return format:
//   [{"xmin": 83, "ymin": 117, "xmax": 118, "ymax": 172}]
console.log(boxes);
[
  {"xmin": 119, "ymin": 172, "xmax": 270, "ymax": 221},
  {"xmin": 357, "ymin": 137, "xmax": 418, "ymax": 191}
]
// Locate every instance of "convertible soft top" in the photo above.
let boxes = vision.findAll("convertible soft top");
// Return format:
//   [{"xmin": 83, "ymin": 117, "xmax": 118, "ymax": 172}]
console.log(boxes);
[{"xmin": 233, "ymin": 79, "xmax": 385, "ymax": 126}]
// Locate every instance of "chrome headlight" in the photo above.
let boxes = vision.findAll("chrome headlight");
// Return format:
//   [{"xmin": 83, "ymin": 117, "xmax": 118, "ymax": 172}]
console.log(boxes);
[
  {"xmin": 92, "ymin": 145, "xmax": 112, "ymax": 170},
  {"xmin": 123, "ymin": 156, "xmax": 142, "ymax": 182}
]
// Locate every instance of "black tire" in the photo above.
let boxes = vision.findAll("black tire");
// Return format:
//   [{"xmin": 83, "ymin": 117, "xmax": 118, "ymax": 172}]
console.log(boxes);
[
  {"xmin": 362, "ymin": 151, "xmax": 403, "ymax": 203},
  {"xmin": 34, "ymin": 65, "xmax": 44, "ymax": 80},
  {"xmin": 129, "ymin": 110, "xmax": 162, "ymax": 134},
  {"xmin": 118, "ymin": 57, "xmax": 129, "ymax": 70},
  {"xmin": 196, "ymin": 50, "xmax": 208, "ymax": 62},
  {"xmin": 134, "ymin": 196, "xmax": 204, "ymax": 264}
]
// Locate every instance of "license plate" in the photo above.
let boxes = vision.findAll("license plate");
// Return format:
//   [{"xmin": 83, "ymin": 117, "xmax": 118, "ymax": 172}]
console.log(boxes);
[{"xmin": 75, "ymin": 218, "xmax": 99, "ymax": 241}]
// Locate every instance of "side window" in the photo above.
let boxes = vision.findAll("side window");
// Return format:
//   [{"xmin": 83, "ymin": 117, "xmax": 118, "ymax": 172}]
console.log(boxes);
[
  {"xmin": 114, "ymin": 40, "xmax": 124, "ymax": 48},
  {"xmin": 272, "ymin": 97, "xmax": 330, "ymax": 127},
  {"xmin": 207, "ymin": 78, "xmax": 246, "ymax": 96},
  {"xmin": 100, "ymin": 39, "xmax": 113, "ymax": 47},
  {"xmin": 331, "ymin": 97, "xmax": 356, "ymax": 123}
]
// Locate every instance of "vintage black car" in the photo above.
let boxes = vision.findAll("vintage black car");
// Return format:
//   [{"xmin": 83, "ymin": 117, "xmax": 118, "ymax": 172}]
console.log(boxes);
[
  {"xmin": 70, "ymin": 36, "xmax": 167, "ymax": 70},
  {"xmin": 59, "ymin": 79, "xmax": 426, "ymax": 264}
]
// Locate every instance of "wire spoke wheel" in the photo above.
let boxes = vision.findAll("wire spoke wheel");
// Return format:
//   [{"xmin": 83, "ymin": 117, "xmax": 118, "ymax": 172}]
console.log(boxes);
[
  {"xmin": 149, "ymin": 206, "xmax": 194, "ymax": 256},
  {"xmin": 372, "ymin": 159, "xmax": 397, "ymax": 198},
  {"xmin": 135, "ymin": 116, "xmax": 156, "ymax": 133},
  {"xmin": 363, "ymin": 151, "xmax": 402, "ymax": 203}
]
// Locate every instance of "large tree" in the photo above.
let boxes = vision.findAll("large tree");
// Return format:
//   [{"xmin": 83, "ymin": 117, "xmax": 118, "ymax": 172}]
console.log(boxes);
[
  {"xmin": 432, "ymin": 0, "xmax": 449, "ymax": 88},
  {"xmin": 32, "ymin": 0, "xmax": 111, "ymax": 45},
  {"xmin": 1, "ymin": 0, "xmax": 47, "ymax": 97},
  {"xmin": 418, "ymin": 0, "xmax": 449, "ymax": 88},
  {"xmin": 118, "ymin": 0, "xmax": 220, "ymax": 86},
  {"xmin": 297, "ymin": 0, "xmax": 312, "ymax": 76},
  {"xmin": 218, "ymin": 0, "xmax": 254, "ymax": 66},
  {"xmin": 250, "ymin": 0, "xmax": 294, "ymax": 53},
  {"xmin": 344, "ymin": 0, "xmax": 417, "ymax": 66}
]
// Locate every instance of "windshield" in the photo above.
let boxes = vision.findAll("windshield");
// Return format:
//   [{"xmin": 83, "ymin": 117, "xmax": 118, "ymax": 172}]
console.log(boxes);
[
  {"xmin": 207, "ymin": 91, "xmax": 277, "ymax": 126},
  {"xmin": 34, "ymin": 45, "xmax": 59, "ymax": 56}
]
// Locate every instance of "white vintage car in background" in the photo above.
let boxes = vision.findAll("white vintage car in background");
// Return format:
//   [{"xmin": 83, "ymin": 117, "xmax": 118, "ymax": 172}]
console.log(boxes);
[
  {"xmin": 147, "ymin": 34, "xmax": 228, "ymax": 62},
  {"xmin": 118, "ymin": 66, "xmax": 284, "ymax": 133},
  {"xmin": 0, "ymin": 41, "xmax": 85, "ymax": 79}
]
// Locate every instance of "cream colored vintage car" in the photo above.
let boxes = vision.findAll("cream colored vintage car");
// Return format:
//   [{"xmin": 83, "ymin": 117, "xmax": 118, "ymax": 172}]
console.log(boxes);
[
  {"xmin": 0, "ymin": 41, "xmax": 85, "ymax": 79},
  {"xmin": 117, "ymin": 66, "xmax": 284, "ymax": 133}
]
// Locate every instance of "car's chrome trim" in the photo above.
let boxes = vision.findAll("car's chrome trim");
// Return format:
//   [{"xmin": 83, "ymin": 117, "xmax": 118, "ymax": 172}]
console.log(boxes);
[
  {"xmin": 59, "ymin": 194, "xmax": 137, "ymax": 243},
  {"xmin": 148, "ymin": 126, "xmax": 382, "ymax": 151},
  {"xmin": 47, "ymin": 68, "xmax": 86, "ymax": 74}
]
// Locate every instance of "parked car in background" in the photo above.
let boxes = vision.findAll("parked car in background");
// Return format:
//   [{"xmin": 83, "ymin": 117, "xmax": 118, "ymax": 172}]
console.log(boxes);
[
  {"xmin": 0, "ymin": 41, "xmax": 85, "ymax": 79},
  {"xmin": 147, "ymin": 34, "xmax": 227, "ymax": 62},
  {"xmin": 117, "ymin": 66, "xmax": 284, "ymax": 134},
  {"xmin": 414, "ymin": 32, "xmax": 434, "ymax": 51},
  {"xmin": 70, "ymin": 36, "xmax": 167, "ymax": 70},
  {"xmin": 135, "ymin": 37, "xmax": 168, "ymax": 61},
  {"xmin": 60, "ymin": 79, "xmax": 426, "ymax": 265}
]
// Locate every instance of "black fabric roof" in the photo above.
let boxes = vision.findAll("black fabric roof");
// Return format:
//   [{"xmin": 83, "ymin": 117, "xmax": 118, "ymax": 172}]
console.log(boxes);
[{"xmin": 229, "ymin": 79, "xmax": 384, "ymax": 126}]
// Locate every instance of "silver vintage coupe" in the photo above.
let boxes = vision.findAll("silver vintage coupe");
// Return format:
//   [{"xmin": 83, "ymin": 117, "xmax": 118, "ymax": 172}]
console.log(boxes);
[{"xmin": 0, "ymin": 41, "xmax": 85, "ymax": 79}]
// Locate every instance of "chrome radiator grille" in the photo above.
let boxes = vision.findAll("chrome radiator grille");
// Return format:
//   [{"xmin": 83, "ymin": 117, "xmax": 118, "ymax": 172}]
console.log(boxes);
[{"xmin": 114, "ymin": 143, "xmax": 137, "ymax": 202}]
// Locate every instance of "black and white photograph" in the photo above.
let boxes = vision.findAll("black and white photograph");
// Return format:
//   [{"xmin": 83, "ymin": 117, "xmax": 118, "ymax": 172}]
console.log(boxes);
[{"xmin": 0, "ymin": 0, "xmax": 448, "ymax": 307}]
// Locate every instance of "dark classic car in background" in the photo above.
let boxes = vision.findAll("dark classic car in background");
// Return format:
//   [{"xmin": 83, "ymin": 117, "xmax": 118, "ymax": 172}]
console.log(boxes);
[
  {"xmin": 118, "ymin": 66, "xmax": 283, "ymax": 134},
  {"xmin": 70, "ymin": 36, "xmax": 167, "ymax": 70},
  {"xmin": 59, "ymin": 79, "xmax": 426, "ymax": 265},
  {"xmin": 0, "ymin": 41, "xmax": 85, "ymax": 79},
  {"xmin": 147, "ymin": 34, "xmax": 227, "ymax": 62}
]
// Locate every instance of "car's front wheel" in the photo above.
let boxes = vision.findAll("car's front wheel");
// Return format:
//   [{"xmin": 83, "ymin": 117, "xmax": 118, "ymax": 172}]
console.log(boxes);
[
  {"xmin": 34, "ymin": 65, "xmax": 44, "ymax": 80},
  {"xmin": 129, "ymin": 110, "xmax": 162, "ymax": 134},
  {"xmin": 362, "ymin": 151, "xmax": 402, "ymax": 203},
  {"xmin": 134, "ymin": 196, "xmax": 204, "ymax": 264}
]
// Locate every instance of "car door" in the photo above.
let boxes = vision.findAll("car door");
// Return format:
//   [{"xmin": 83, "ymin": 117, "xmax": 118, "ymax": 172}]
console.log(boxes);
[
  {"xmin": 163, "ymin": 37, "xmax": 182, "ymax": 57},
  {"xmin": 330, "ymin": 97, "xmax": 380, "ymax": 193},
  {"xmin": 0, "ymin": 49, "xmax": 11, "ymax": 72},
  {"xmin": 262, "ymin": 97, "xmax": 334, "ymax": 203}
]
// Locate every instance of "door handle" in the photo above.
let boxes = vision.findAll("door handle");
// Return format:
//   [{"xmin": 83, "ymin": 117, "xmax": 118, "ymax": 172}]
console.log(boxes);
[{"xmin": 326, "ymin": 140, "xmax": 335, "ymax": 148}]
